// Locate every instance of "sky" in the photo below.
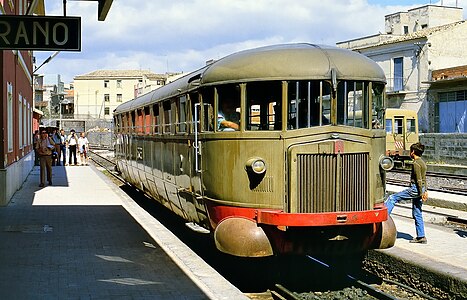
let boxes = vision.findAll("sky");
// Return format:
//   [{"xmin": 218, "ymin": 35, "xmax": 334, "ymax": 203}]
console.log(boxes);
[{"xmin": 34, "ymin": 0, "xmax": 467, "ymax": 84}]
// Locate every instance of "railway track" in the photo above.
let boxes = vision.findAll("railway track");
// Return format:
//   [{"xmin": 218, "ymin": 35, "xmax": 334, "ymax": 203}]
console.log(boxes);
[
  {"xmin": 386, "ymin": 178, "xmax": 467, "ymax": 196},
  {"xmin": 87, "ymin": 149, "xmax": 123, "ymax": 184},
  {"xmin": 391, "ymin": 167, "xmax": 467, "ymax": 181},
  {"xmin": 268, "ymin": 255, "xmax": 435, "ymax": 300},
  {"xmin": 88, "ymin": 148, "xmax": 463, "ymax": 299},
  {"xmin": 387, "ymin": 168, "xmax": 467, "ymax": 196}
]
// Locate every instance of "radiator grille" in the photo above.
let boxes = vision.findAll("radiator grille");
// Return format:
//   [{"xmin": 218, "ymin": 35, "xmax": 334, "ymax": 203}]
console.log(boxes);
[{"xmin": 296, "ymin": 153, "xmax": 369, "ymax": 213}]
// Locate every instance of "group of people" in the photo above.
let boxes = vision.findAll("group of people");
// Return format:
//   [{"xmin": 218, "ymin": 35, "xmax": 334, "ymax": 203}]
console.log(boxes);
[{"xmin": 34, "ymin": 128, "xmax": 90, "ymax": 187}]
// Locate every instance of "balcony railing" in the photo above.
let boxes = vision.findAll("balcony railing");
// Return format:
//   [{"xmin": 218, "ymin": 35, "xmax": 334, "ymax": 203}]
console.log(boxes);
[{"xmin": 386, "ymin": 77, "xmax": 411, "ymax": 93}]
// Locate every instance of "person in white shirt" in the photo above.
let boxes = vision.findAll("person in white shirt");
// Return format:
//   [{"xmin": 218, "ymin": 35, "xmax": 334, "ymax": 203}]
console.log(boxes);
[
  {"xmin": 78, "ymin": 132, "xmax": 90, "ymax": 165},
  {"xmin": 67, "ymin": 129, "xmax": 79, "ymax": 165},
  {"xmin": 59, "ymin": 129, "xmax": 67, "ymax": 166}
]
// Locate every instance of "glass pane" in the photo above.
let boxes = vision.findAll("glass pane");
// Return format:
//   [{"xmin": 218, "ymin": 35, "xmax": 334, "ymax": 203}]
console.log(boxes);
[
  {"xmin": 287, "ymin": 81, "xmax": 330, "ymax": 130},
  {"xmin": 386, "ymin": 119, "xmax": 393, "ymax": 133},
  {"xmin": 163, "ymin": 101, "xmax": 172, "ymax": 133},
  {"xmin": 246, "ymin": 81, "xmax": 282, "ymax": 131},
  {"xmin": 152, "ymin": 104, "xmax": 160, "ymax": 134},
  {"xmin": 201, "ymin": 88, "xmax": 214, "ymax": 132},
  {"xmin": 394, "ymin": 57, "xmax": 403, "ymax": 91},
  {"xmin": 394, "ymin": 118, "xmax": 403, "ymax": 134},
  {"xmin": 407, "ymin": 119, "xmax": 416, "ymax": 133},
  {"xmin": 217, "ymin": 84, "xmax": 241, "ymax": 131},
  {"xmin": 178, "ymin": 95, "xmax": 187, "ymax": 133},
  {"xmin": 337, "ymin": 81, "xmax": 369, "ymax": 128},
  {"xmin": 371, "ymin": 83, "xmax": 385, "ymax": 129}
]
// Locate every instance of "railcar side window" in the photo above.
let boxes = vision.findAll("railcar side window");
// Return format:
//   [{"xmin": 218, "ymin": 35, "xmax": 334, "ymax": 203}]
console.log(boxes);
[
  {"xmin": 407, "ymin": 119, "xmax": 416, "ymax": 133},
  {"xmin": 136, "ymin": 109, "xmax": 144, "ymax": 134},
  {"xmin": 386, "ymin": 119, "xmax": 393, "ymax": 133},
  {"xmin": 246, "ymin": 81, "xmax": 281, "ymax": 131},
  {"xmin": 114, "ymin": 115, "xmax": 121, "ymax": 133},
  {"xmin": 123, "ymin": 112, "xmax": 129, "ymax": 133},
  {"xmin": 371, "ymin": 83, "xmax": 385, "ymax": 129},
  {"xmin": 189, "ymin": 92, "xmax": 200, "ymax": 133},
  {"xmin": 163, "ymin": 101, "xmax": 172, "ymax": 133},
  {"xmin": 337, "ymin": 81, "xmax": 369, "ymax": 128},
  {"xmin": 217, "ymin": 84, "xmax": 241, "ymax": 131},
  {"xmin": 131, "ymin": 111, "xmax": 136, "ymax": 134},
  {"xmin": 287, "ymin": 81, "xmax": 330, "ymax": 129},
  {"xmin": 144, "ymin": 106, "xmax": 151, "ymax": 134},
  {"xmin": 200, "ymin": 88, "xmax": 214, "ymax": 132},
  {"xmin": 177, "ymin": 95, "xmax": 187, "ymax": 133},
  {"xmin": 152, "ymin": 103, "xmax": 160, "ymax": 134}
]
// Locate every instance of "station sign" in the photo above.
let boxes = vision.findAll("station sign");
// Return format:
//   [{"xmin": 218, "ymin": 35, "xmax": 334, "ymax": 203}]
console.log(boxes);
[{"xmin": 0, "ymin": 15, "xmax": 81, "ymax": 51}]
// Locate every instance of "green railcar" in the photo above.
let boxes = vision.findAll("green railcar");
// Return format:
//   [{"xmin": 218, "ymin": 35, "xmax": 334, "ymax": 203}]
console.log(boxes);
[{"xmin": 114, "ymin": 43, "xmax": 396, "ymax": 258}]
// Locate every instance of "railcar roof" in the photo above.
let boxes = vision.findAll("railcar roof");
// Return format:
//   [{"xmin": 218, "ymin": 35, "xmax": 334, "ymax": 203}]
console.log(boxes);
[{"xmin": 115, "ymin": 43, "xmax": 385, "ymax": 114}]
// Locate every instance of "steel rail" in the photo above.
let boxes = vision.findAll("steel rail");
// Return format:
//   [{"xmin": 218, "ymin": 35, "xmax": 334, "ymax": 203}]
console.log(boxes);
[
  {"xmin": 390, "ymin": 168, "xmax": 467, "ymax": 181},
  {"xmin": 386, "ymin": 178, "xmax": 467, "ymax": 196},
  {"xmin": 87, "ymin": 150, "xmax": 125, "ymax": 184},
  {"xmin": 305, "ymin": 255, "xmax": 399, "ymax": 300}
]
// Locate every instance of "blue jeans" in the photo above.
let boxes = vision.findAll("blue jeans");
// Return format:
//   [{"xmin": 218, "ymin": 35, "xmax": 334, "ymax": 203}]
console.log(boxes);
[{"xmin": 385, "ymin": 184, "xmax": 425, "ymax": 238}]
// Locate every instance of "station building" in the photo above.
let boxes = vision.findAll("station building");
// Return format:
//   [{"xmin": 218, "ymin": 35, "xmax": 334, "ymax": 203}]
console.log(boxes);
[
  {"xmin": 0, "ymin": 1, "xmax": 37, "ymax": 206},
  {"xmin": 337, "ymin": 4, "xmax": 467, "ymax": 134}
]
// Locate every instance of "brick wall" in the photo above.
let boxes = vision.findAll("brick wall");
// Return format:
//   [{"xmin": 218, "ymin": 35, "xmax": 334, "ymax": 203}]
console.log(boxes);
[
  {"xmin": 431, "ymin": 65, "xmax": 467, "ymax": 80},
  {"xmin": 420, "ymin": 133, "xmax": 467, "ymax": 164}
]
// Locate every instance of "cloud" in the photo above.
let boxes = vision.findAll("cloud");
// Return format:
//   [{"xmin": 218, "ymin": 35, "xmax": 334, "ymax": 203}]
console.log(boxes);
[{"xmin": 35, "ymin": 0, "xmax": 467, "ymax": 83}]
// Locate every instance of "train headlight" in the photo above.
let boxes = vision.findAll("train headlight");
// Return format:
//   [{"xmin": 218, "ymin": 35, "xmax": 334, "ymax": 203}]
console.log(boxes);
[
  {"xmin": 245, "ymin": 158, "xmax": 267, "ymax": 174},
  {"xmin": 379, "ymin": 155, "xmax": 394, "ymax": 171}
]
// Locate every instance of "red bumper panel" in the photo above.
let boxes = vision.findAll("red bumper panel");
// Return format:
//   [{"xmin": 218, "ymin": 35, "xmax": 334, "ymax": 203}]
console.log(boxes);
[{"xmin": 206, "ymin": 203, "xmax": 388, "ymax": 228}]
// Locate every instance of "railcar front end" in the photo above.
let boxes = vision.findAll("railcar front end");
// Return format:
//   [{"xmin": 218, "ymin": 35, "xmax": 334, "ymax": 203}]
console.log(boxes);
[{"xmin": 113, "ymin": 43, "xmax": 397, "ymax": 259}]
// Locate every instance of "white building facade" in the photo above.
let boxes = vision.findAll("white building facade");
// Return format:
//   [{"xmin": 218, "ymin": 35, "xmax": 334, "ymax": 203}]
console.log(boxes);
[
  {"xmin": 337, "ymin": 5, "xmax": 467, "ymax": 133},
  {"xmin": 73, "ymin": 70, "xmax": 166, "ymax": 120}
]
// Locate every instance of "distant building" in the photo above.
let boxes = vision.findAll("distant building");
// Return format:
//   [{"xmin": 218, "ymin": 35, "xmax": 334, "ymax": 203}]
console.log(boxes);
[
  {"xmin": 73, "ymin": 70, "xmax": 167, "ymax": 120},
  {"xmin": 337, "ymin": 4, "xmax": 467, "ymax": 133}
]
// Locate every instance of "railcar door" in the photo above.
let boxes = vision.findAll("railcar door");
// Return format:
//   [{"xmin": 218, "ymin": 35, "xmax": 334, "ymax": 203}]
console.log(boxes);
[
  {"xmin": 187, "ymin": 95, "xmax": 210, "ymax": 228},
  {"xmin": 392, "ymin": 116, "xmax": 407, "ymax": 152}
]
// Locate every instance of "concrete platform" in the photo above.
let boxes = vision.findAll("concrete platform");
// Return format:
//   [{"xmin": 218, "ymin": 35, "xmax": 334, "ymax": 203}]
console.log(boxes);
[
  {"xmin": 0, "ymin": 165, "xmax": 247, "ymax": 299},
  {"xmin": 373, "ymin": 185, "xmax": 467, "ymax": 298}
]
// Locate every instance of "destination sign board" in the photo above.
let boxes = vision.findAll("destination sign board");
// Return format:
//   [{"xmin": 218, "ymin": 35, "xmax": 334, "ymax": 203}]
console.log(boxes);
[{"xmin": 0, "ymin": 15, "xmax": 81, "ymax": 51}]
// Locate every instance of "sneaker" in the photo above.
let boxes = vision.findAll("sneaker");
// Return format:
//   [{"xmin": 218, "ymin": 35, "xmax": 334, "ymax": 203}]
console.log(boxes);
[
  {"xmin": 410, "ymin": 237, "xmax": 427, "ymax": 244},
  {"xmin": 39, "ymin": 183, "xmax": 44, "ymax": 187},
  {"xmin": 48, "ymin": 181, "xmax": 53, "ymax": 186}
]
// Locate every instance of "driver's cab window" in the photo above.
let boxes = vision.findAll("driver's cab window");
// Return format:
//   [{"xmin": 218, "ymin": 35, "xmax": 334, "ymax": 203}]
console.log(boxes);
[
  {"xmin": 217, "ymin": 84, "xmax": 241, "ymax": 131},
  {"xmin": 394, "ymin": 118, "xmax": 404, "ymax": 134},
  {"xmin": 386, "ymin": 119, "xmax": 393, "ymax": 133},
  {"xmin": 407, "ymin": 119, "xmax": 416, "ymax": 133},
  {"xmin": 371, "ymin": 83, "xmax": 385, "ymax": 129},
  {"xmin": 287, "ymin": 81, "xmax": 330, "ymax": 129},
  {"xmin": 246, "ymin": 81, "xmax": 282, "ymax": 130},
  {"xmin": 200, "ymin": 88, "xmax": 214, "ymax": 132}
]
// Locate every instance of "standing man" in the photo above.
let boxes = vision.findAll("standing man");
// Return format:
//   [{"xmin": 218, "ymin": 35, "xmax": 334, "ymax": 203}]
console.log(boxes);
[
  {"xmin": 385, "ymin": 142, "xmax": 428, "ymax": 244},
  {"xmin": 36, "ymin": 130, "xmax": 55, "ymax": 187},
  {"xmin": 78, "ymin": 132, "xmax": 90, "ymax": 166},
  {"xmin": 59, "ymin": 129, "xmax": 67, "ymax": 166},
  {"xmin": 52, "ymin": 129, "xmax": 61, "ymax": 166},
  {"xmin": 67, "ymin": 129, "xmax": 79, "ymax": 166}
]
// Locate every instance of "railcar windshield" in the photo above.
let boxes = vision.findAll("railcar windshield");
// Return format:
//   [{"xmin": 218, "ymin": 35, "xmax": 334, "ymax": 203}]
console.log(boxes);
[
  {"xmin": 287, "ymin": 81, "xmax": 331, "ymax": 129},
  {"xmin": 337, "ymin": 81, "xmax": 369, "ymax": 128},
  {"xmin": 372, "ymin": 83, "xmax": 385, "ymax": 129},
  {"xmin": 246, "ymin": 81, "xmax": 282, "ymax": 130}
]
